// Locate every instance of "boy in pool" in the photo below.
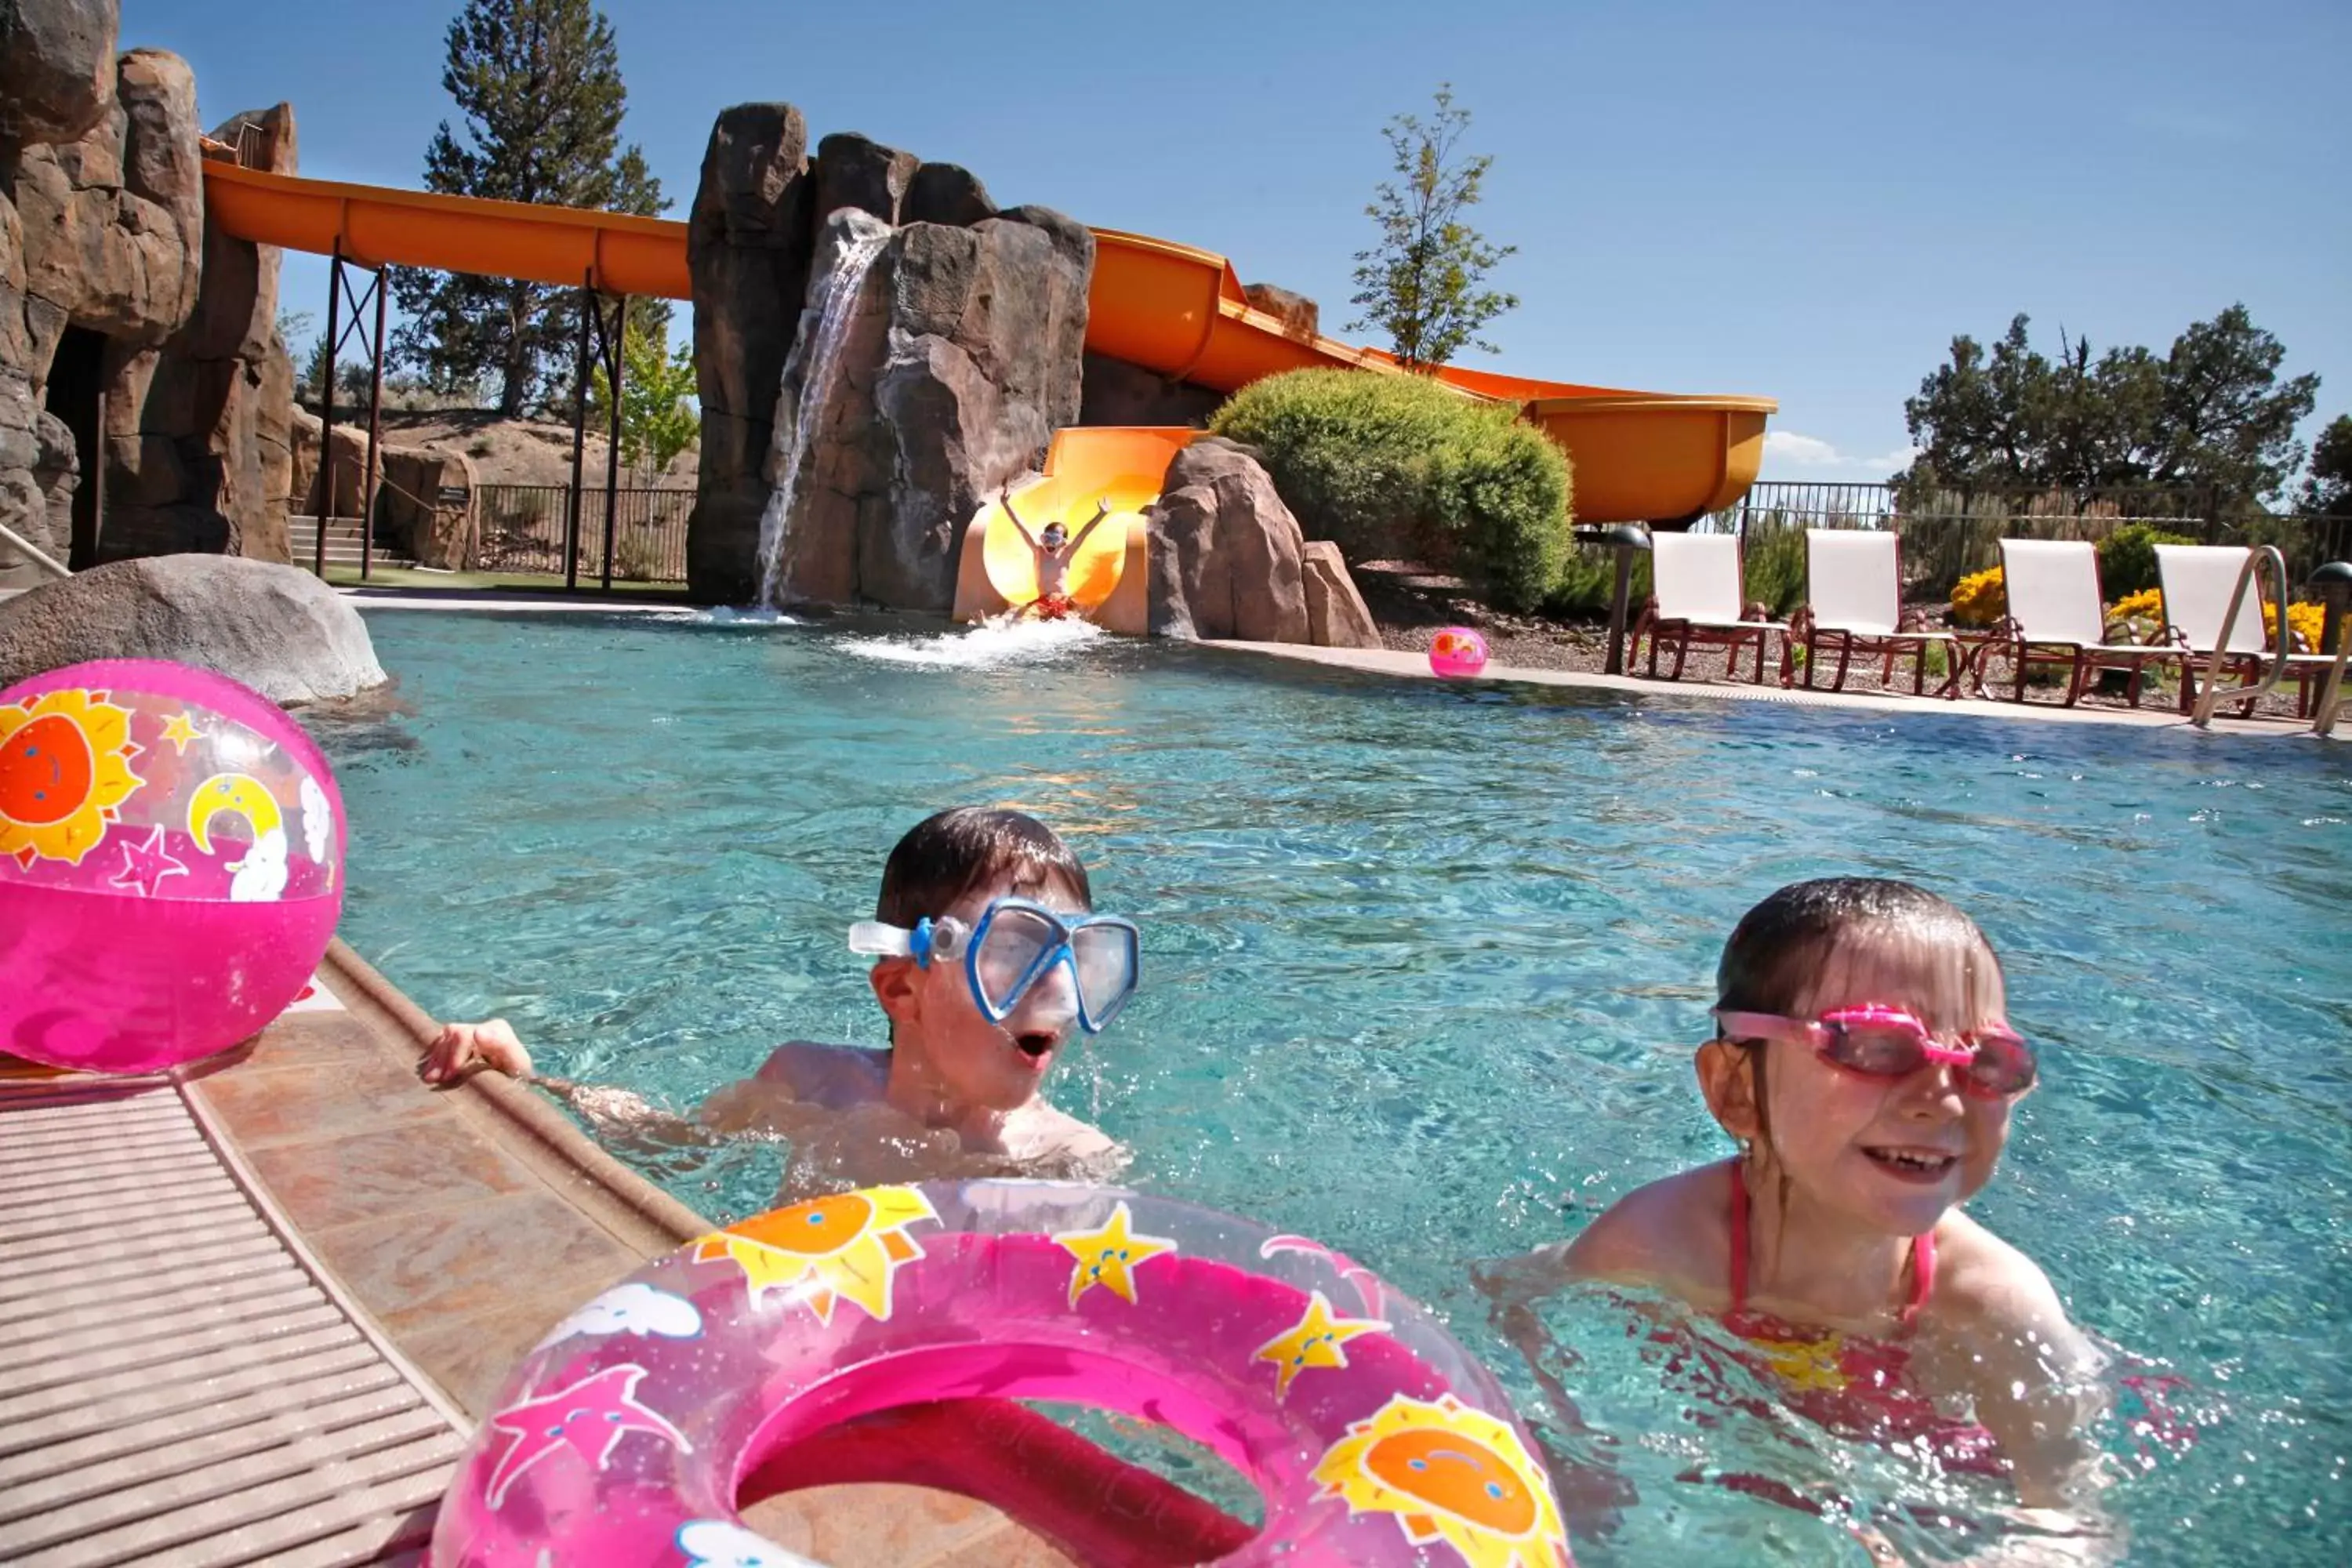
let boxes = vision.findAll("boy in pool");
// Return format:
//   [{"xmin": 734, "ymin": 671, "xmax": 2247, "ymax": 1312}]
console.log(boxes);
[
  {"xmin": 423, "ymin": 808, "xmax": 1138, "ymax": 1199},
  {"xmin": 1481, "ymin": 879, "xmax": 2110, "ymax": 1540},
  {"xmin": 1001, "ymin": 486, "xmax": 1116, "ymax": 621}
]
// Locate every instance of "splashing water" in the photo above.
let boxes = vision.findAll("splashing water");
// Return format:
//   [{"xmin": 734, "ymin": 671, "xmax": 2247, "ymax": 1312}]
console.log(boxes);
[
  {"xmin": 841, "ymin": 614, "xmax": 1105, "ymax": 668},
  {"xmin": 754, "ymin": 226, "xmax": 892, "ymax": 608}
]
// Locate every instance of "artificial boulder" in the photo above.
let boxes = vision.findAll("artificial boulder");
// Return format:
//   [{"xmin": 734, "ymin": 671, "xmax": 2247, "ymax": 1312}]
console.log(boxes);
[
  {"xmin": 1145, "ymin": 436, "xmax": 1309, "ymax": 644},
  {"xmin": 0, "ymin": 554, "xmax": 387, "ymax": 703},
  {"xmin": 814, "ymin": 132, "xmax": 917, "ymax": 226},
  {"xmin": 1300, "ymin": 539, "xmax": 1381, "ymax": 650},
  {"xmin": 686, "ymin": 103, "xmax": 815, "ymax": 603},
  {"xmin": 1241, "ymin": 282, "xmax": 1319, "ymax": 341},
  {"xmin": 766, "ymin": 206, "xmax": 1092, "ymax": 611},
  {"xmin": 902, "ymin": 162, "xmax": 996, "ymax": 227},
  {"xmin": 0, "ymin": 0, "xmax": 118, "ymax": 146},
  {"xmin": 1079, "ymin": 350, "xmax": 1221, "ymax": 429}
]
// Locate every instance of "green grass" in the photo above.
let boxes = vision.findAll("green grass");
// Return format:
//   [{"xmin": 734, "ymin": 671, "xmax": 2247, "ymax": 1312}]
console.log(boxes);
[{"xmin": 325, "ymin": 564, "xmax": 691, "ymax": 599}]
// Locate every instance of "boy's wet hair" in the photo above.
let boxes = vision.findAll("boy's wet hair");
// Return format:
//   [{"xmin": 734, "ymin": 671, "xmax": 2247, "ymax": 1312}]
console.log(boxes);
[
  {"xmin": 876, "ymin": 808, "xmax": 1091, "ymax": 927},
  {"xmin": 1718, "ymin": 877, "xmax": 2000, "ymax": 1024}
]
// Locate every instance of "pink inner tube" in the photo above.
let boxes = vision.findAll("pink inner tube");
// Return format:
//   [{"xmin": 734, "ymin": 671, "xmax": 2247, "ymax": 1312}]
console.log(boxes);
[{"xmin": 432, "ymin": 1181, "xmax": 1571, "ymax": 1566}]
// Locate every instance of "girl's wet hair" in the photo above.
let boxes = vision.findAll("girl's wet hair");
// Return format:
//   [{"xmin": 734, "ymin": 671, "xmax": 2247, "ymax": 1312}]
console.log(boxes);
[
  {"xmin": 1717, "ymin": 877, "xmax": 1999, "ymax": 1024},
  {"xmin": 876, "ymin": 808, "xmax": 1091, "ymax": 926}
]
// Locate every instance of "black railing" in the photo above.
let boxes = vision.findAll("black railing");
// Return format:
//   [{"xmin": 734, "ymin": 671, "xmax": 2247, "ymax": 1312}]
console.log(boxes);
[
  {"xmin": 1701, "ymin": 481, "xmax": 2350, "ymax": 599},
  {"xmin": 471, "ymin": 483, "xmax": 694, "ymax": 584}
]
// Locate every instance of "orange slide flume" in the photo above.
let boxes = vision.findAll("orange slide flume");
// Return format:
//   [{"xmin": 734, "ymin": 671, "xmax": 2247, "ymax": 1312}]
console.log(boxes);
[{"xmin": 203, "ymin": 159, "xmax": 1774, "ymax": 616}]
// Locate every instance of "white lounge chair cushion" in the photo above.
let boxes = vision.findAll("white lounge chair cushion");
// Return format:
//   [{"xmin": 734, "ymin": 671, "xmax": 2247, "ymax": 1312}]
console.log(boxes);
[
  {"xmin": 1806, "ymin": 529, "xmax": 1901, "ymax": 635},
  {"xmin": 1653, "ymin": 532, "xmax": 1752, "ymax": 625},
  {"xmin": 2155, "ymin": 543, "xmax": 2269, "ymax": 656},
  {"xmin": 1999, "ymin": 538, "xmax": 2133, "ymax": 649}
]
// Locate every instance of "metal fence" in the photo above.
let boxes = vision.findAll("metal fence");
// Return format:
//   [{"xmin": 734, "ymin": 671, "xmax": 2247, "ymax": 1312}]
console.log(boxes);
[
  {"xmin": 470, "ymin": 484, "xmax": 695, "ymax": 584},
  {"xmin": 1700, "ymin": 481, "xmax": 2351, "ymax": 599}
]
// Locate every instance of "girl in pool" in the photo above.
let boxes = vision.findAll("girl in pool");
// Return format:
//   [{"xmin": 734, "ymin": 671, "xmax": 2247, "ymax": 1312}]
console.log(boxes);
[{"xmin": 1484, "ymin": 878, "xmax": 2111, "ymax": 1546}]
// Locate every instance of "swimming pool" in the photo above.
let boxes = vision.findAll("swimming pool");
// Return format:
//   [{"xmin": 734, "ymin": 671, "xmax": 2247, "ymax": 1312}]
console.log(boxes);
[{"xmin": 319, "ymin": 610, "xmax": 2351, "ymax": 1566}]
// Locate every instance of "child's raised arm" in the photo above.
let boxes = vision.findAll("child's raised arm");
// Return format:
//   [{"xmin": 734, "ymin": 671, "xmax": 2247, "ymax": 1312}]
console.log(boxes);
[
  {"xmin": 1063, "ymin": 496, "xmax": 1116, "ymax": 554},
  {"xmin": 999, "ymin": 485, "xmax": 1040, "ymax": 550}
]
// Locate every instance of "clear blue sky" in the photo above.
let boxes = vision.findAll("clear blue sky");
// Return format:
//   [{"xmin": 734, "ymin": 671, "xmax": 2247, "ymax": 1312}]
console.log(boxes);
[{"xmin": 129, "ymin": 0, "xmax": 2349, "ymax": 485}]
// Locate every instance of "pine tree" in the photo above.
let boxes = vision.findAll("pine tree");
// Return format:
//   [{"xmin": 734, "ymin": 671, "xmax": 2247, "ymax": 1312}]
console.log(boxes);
[{"xmin": 390, "ymin": 0, "xmax": 666, "ymax": 416}]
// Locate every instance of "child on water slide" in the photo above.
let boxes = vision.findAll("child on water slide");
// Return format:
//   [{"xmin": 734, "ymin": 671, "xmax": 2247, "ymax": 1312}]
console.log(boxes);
[{"xmin": 1001, "ymin": 486, "xmax": 1115, "ymax": 621}]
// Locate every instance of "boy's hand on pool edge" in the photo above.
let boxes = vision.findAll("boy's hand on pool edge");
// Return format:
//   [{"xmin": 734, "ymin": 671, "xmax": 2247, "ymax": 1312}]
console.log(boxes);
[{"xmin": 421, "ymin": 1018, "xmax": 533, "ymax": 1086}]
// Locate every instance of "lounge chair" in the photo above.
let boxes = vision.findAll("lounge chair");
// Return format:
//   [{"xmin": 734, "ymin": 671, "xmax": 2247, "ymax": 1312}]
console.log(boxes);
[
  {"xmin": 1630, "ymin": 532, "xmax": 1791, "ymax": 685},
  {"xmin": 2155, "ymin": 543, "xmax": 2334, "ymax": 718},
  {"xmin": 1798, "ymin": 529, "xmax": 1965, "ymax": 696},
  {"xmin": 1990, "ymin": 539, "xmax": 2187, "ymax": 706}
]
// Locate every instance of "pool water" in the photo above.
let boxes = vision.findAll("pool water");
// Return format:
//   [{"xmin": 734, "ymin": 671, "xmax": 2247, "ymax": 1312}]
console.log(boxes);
[{"xmin": 318, "ymin": 610, "xmax": 2352, "ymax": 1566}]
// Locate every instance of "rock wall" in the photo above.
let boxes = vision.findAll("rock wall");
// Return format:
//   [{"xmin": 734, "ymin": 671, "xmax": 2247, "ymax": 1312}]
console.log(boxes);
[
  {"xmin": 688, "ymin": 107, "xmax": 1093, "ymax": 611},
  {"xmin": 0, "ymin": 1, "xmax": 297, "ymax": 587}
]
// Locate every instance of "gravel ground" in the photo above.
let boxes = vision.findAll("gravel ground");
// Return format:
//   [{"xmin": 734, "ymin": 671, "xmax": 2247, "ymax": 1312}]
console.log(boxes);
[{"xmin": 1351, "ymin": 561, "xmax": 2330, "ymax": 721}]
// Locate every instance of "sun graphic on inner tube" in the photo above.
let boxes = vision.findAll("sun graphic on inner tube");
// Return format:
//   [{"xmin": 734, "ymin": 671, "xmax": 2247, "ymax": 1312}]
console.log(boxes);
[
  {"xmin": 1311, "ymin": 1392, "xmax": 1568, "ymax": 1568},
  {"xmin": 0, "ymin": 689, "xmax": 144, "ymax": 868},
  {"xmin": 693, "ymin": 1185, "xmax": 938, "ymax": 1326}
]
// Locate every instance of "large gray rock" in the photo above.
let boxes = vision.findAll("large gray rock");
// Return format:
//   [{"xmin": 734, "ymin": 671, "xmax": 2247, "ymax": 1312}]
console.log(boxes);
[
  {"xmin": 13, "ymin": 48, "xmax": 203, "ymax": 346},
  {"xmin": 765, "ymin": 208, "xmax": 1091, "ymax": 611},
  {"xmin": 814, "ymin": 132, "xmax": 917, "ymax": 226},
  {"xmin": 0, "ymin": 0, "xmax": 118, "ymax": 144},
  {"xmin": 104, "ymin": 104, "xmax": 299, "ymax": 566},
  {"xmin": 902, "ymin": 162, "xmax": 996, "ymax": 227},
  {"xmin": 1301, "ymin": 539, "xmax": 1382, "ymax": 649},
  {"xmin": 1079, "ymin": 350, "xmax": 1221, "ymax": 429},
  {"xmin": 685, "ymin": 103, "xmax": 814, "ymax": 604},
  {"xmin": 1146, "ymin": 437, "xmax": 1309, "ymax": 644},
  {"xmin": 0, "ymin": 554, "xmax": 387, "ymax": 703}
]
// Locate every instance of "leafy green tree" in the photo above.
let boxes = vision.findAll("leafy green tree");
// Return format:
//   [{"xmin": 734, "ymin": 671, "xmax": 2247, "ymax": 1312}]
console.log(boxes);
[
  {"xmin": 390, "ymin": 0, "xmax": 666, "ymax": 416},
  {"xmin": 1900, "ymin": 306, "xmax": 2318, "ymax": 509},
  {"xmin": 589, "ymin": 314, "xmax": 699, "ymax": 475},
  {"xmin": 2302, "ymin": 415, "xmax": 2352, "ymax": 517},
  {"xmin": 1347, "ymin": 85, "xmax": 1518, "ymax": 371}
]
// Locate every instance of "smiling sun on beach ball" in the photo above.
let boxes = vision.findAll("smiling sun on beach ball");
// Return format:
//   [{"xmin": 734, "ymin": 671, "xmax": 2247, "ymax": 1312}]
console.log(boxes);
[{"xmin": 0, "ymin": 659, "xmax": 347, "ymax": 1075}]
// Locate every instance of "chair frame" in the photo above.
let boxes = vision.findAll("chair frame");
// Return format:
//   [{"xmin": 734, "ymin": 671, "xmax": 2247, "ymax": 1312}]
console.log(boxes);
[
  {"xmin": 1988, "ymin": 539, "xmax": 2187, "ymax": 708},
  {"xmin": 1629, "ymin": 532, "xmax": 1792, "ymax": 687},
  {"xmin": 1794, "ymin": 530, "xmax": 1965, "ymax": 697}
]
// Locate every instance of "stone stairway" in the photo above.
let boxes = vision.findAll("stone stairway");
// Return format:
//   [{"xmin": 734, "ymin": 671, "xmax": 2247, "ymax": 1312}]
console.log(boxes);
[{"xmin": 285, "ymin": 517, "xmax": 417, "ymax": 574}]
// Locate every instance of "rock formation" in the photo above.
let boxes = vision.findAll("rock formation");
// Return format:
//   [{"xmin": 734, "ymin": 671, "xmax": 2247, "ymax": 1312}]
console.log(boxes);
[
  {"xmin": 0, "ymin": 554, "xmax": 387, "ymax": 703},
  {"xmin": 684, "ymin": 103, "xmax": 815, "ymax": 603},
  {"xmin": 1145, "ymin": 438, "xmax": 1382, "ymax": 649},
  {"xmin": 0, "ymin": 0, "xmax": 297, "ymax": 588},
  {"xmin": 695, "ymin": 108, "xmax": 1093, "ymax": 612}
]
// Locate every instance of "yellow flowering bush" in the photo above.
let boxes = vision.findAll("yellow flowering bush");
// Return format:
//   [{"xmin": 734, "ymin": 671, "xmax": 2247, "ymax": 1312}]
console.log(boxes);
[
  {"xmin": 2264, "ymin": 600, "xmax": 2328, "ymax": 653},
  {"xmin": 1951, "ymin": 566, "xmax": 2006, "ymax": 627},
  {"xmin": 2103, "ymin": 587, "xmax": 2165, "ymax": 644}
]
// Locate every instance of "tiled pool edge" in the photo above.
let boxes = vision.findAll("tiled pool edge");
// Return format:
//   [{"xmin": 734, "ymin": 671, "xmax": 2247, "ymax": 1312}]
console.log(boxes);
[
  {"xmin": 178, "ymin": 941, "xmax": 1068, "ymax": 1566},
  {"xmin": 1203, "ymin": 638, "xmax": 2336, "ymax": 739}
]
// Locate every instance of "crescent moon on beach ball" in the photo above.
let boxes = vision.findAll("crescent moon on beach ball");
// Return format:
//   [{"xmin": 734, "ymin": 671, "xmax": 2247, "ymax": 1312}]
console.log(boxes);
[{"xmin": 187, "ymin": 773, "xmax": 284, "ymax": 855}]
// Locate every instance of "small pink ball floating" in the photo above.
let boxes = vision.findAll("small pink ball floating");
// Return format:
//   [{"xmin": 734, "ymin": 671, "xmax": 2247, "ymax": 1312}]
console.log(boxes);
[
  {"xmin": 1429, "ymin": 627, "xmax": 1490, "ymax": 679},
  {"xmin": 0, "ymin": 659, "xmax": 346, "ymax": 1074},
  {"xmin": 433, "ymin": 1181, "xmax": 1571, "ymax": 1567}
]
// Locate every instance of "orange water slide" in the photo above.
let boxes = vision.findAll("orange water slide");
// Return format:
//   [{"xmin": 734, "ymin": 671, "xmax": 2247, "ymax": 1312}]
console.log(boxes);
[{"xmin": 203, "ymin": 162, "xmax": 1775, "ymax": 524}]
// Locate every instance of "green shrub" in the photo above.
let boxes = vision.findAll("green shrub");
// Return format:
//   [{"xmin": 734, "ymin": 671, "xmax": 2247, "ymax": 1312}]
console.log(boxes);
[
  {"xmin": 2095, "ymin": 522, "xmax": 2198, "ymax": 597},
  {"xmin": 1209, "ymin": 369, "xmax": 1572, "ymax": 612},
  {"xmin": 1543, "ymin": 546, "xmax": 1650, "ymax": 617},
  {"xmin": 1740, "ymin": 520, "xmax": 1809, "ymax": 619}
]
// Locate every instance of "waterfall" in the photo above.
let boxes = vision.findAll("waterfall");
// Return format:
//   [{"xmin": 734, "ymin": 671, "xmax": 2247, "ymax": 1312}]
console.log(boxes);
[{"xmin": 754, "ymin": 225, "xmax": 891, "ymax": 608}]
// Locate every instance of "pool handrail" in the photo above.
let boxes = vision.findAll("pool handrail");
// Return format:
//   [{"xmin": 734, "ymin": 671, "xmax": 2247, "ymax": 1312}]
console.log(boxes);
[{"xmin": 2186, "ymin": 546, "xmax": 2290, "ymax": 728}]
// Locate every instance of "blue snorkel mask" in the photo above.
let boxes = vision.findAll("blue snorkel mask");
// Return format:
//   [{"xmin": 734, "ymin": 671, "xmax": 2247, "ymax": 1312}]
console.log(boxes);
[{"xmin": 849, "ymin": 896, "xmax": 1140, "ymax": 1033}]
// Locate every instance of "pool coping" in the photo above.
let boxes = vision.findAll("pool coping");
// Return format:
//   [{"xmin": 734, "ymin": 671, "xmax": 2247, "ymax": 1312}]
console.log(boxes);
[{"xmin": 1201, "ymin": 638, "xmax": 2340, "ymax": 740}]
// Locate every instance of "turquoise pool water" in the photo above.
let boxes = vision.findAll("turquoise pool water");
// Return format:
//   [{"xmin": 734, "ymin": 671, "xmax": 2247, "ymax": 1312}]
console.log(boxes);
[{"xmin": 318, "ymin": 610, "xmax": 2351, "ymax": 1565}]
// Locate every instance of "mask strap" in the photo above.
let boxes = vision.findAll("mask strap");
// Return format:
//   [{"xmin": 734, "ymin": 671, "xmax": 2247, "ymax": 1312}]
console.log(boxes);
[{"xmin": 848, "ymin": 919, "xmax": 938, "ymax": 967}]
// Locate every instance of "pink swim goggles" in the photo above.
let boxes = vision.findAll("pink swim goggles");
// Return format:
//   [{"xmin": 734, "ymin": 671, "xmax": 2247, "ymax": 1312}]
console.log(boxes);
[{"xmin": 1712, "ymin": 1004, "xmax": 2038, "ymax": 1097}]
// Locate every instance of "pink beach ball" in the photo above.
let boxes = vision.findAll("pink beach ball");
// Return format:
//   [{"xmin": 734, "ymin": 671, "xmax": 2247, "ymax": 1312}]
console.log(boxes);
[
  {"xmin": 1428, "ymin": 626, "xmax": 1490, "ymax": 678},
  {"xmin": 0, "ymin": 659, "xmax": 346, "ymax": 1074}
]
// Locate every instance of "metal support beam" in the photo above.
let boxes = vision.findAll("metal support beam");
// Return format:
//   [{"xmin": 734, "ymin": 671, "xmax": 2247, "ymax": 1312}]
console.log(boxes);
[
  {"xmin": 564, "ymin": 270, "xmax": 593, "ymax": 593},
  {"xmin": 601, "ymin": 295, "xmax": 628, "ymax": 592},
  {"xmin": 358, "ymin": 274, "xmax": 388, "ymax": 582},
  {"xmin": 314, "ymin": 241, "xmax": 342, "ymax": 578}
]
